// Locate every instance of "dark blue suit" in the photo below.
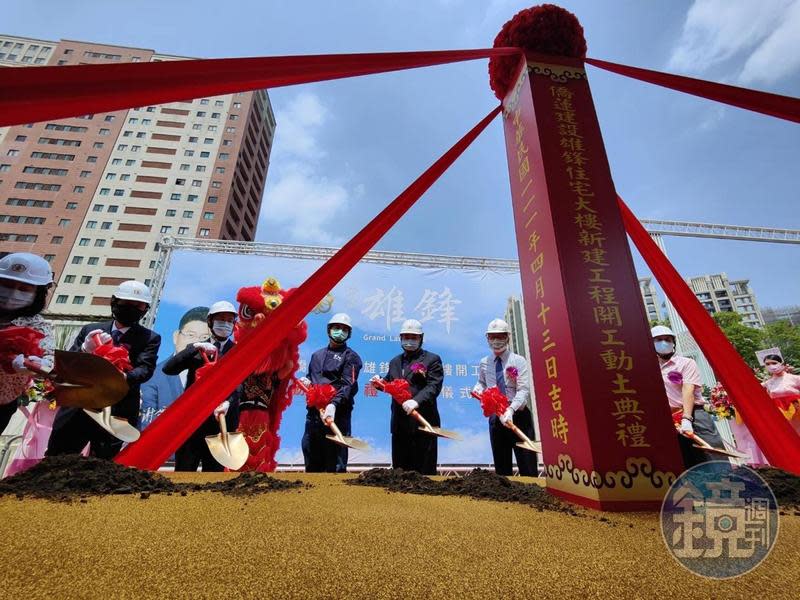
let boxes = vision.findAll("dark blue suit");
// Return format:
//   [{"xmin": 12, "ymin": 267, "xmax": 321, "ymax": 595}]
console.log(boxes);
[
  {"xmin": 301, "ymin": 343, "xmax": 362, "ymax": 473},
  {"xmin": 139, "ymin": 359, "xmax": 184, "ymax": 430}
]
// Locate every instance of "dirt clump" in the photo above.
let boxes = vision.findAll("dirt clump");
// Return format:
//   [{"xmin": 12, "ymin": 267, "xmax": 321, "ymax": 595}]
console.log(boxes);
[
  {"xmin": 0, "ymin": 455, "xmax": 307, "ymax": 502},
  {"xmin": 755, "ymin": 467, "xmax": 800, "ymax": 510},
  {"xmin": 348, "ymin": 468, "xmax": 579, "ymax": 515}
]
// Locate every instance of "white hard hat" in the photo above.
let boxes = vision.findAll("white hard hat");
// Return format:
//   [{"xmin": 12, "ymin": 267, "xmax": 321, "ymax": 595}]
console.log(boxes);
[
  {"xmin": 486, "ymin": 318, "xmax": 510, "ymax": 334},
  {"xmin": 208, "ymin": 300, "xmax": 236, "ymax": 317},
  {"xmin": 112, "ymin": 280, "xmax": 152, "ymax": 304},
  {"xmin": 328, "ymin": 313, "xmax": 352, "ymax": 328},
  {"xmin": 651, "ymin": 325, "xmax": 675, "ymax": 338},
  {"xmin": 0, "ymin": 253, "xmax": 53, "ymax": 286},
  {"xmin": 400, "ymin": 319, "xmax": 423, "ymax": 335}
]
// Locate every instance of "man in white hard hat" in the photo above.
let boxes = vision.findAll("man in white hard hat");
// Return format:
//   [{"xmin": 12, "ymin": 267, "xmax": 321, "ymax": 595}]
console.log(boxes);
[
  {"xmin": 140, "ymin": 306, "xmax": 210, "ymax": 430},
  {"xmin": 48, "ymin": 280, "xmax": 161, "ymax": 459},
  {"xmin": 652, "ymin": 325, "xmax": 724, "ymax": 467},
  {"xmin": 374, "ymin": 318, "xmax": 444, "ymax": 474},
  {"xmin": 163, "ymin": 300, "xmax": 240, "ymax": 471},
  {"xmin": 299, "ymin": 312, "xmax": 363, "ymax": 472},
  {"xmin": 473, "ymin": 318, "xmax": 538, "ymax": 476},
  {"xmin": 0, "ymin": 253, "xmax": 55, "ymax": 434}
]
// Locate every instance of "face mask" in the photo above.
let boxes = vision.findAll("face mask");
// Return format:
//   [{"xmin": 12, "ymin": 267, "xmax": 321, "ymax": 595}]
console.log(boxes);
[
  {"xmin": 766, "ymin": 364, "xmax": 785, "ymax": 375},
  {"xmin": 212, "ymin": 320, "xmax": 234, "ymax": 338},
  {"xmin": 329, "ymin": 327, "xmax": 348, "ymax": 343},
  {"xmin": 654, "ymin": 340, "xmax": 675, "ymax": 355},
  {"xmin": 0, "ymin": 286, "xmax": 35, "ymax": 310},
  {"xmin": 401, "ymin": 339, "xmax": 420, "ymax": 352},
  {"xmin": 112, "ymin": 303, "xmax": 146, "ymax": 326},
  {"xmin": 489, "ymin": 339, "xmax": 508, "ymax": 353}
]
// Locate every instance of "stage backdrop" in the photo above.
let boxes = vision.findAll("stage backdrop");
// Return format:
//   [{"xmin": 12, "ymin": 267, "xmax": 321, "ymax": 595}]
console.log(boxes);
[{"xmin": 152, "ymin": 250, "xmax": 525, "ymax": 464}]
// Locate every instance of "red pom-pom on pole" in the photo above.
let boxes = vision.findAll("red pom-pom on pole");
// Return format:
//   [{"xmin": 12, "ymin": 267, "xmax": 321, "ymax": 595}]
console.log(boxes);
[
  {"xmin": 377, "ymin": 379, "xmax": 413, "ymax": 404},
  {"xmin": 93, "ymin": 344, "xmax": 133, "ymax": 373},
  {"xmin": 305, "ymin": 383, "xmax": 337, "ymax": 410},
  {"xmin": 478, "ymin": 387, "xmax": 510, "ymax": 417},
  {"xmin": 0, "ymin": 326, "xmax": 45, "ymax": 373},
  {"xmin": 488, "ymin": 4, "xmax": 587, "ymax": 99}
]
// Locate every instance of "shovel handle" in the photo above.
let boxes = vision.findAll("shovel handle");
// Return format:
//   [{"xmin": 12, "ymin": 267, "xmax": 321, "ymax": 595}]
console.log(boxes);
[
  {"xmin": 410, "ymin": 409, "xmax": 433, "ymax": 430},
  {"xmin": 22, "ymin": 358, "xmax": 51, "ymax": 377},
  {"xmin": 320, "ymin": 409, "xmax": 346, "ymax": 440}
]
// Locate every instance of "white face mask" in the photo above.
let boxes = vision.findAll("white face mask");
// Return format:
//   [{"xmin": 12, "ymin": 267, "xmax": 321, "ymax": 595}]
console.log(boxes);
[
  {"xmin": 654, "ymin": 340, "xmax": 675, "ymax": 355},
  {"xmin": 766, "ymin": 364, "xmax": 785, "ymax": 375},
  {"xmin": 212, "ymin": 320, "xmax": 234, "ymax": 338},
  {"xmin": 0, "ymin": 285, "xmax": 35, "ymax": 310},
  {"xmin": 401, "ymin": 339, "xmax": 420, "ymax": 352},
  {"xmin": 489, "ymin": 339, "xmax": 508, "ymax": 353}
]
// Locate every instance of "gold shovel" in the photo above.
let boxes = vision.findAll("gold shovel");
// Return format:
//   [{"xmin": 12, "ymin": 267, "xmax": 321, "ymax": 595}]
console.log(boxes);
[
  {"xmin": 322, "ymin": 410, "xmax": 371, "ymax": 451},
  {"xmin": 205, "ymin": 412, "xmax": 249, "ymax": 470},
  {"xmin": 674, "ymin": 422, "xmax": 748, "ymax": 459},
  {"xmin": 409, "ymin": 409, "xmax": 463, "ymax": 441},
  {"xmin": 84, "ymin": 406, "xmax": 141, "ymax": 443},
  {"xmin": 24, "ymin": 350, "xmax": 129, "ymax": 410},
  {"xmin": 471, "ymin": 391, "xmax": 540, "ymax": 453}
]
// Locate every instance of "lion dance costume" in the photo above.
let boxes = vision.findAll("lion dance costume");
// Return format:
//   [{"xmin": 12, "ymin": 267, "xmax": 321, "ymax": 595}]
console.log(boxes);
[{"xmin": 234, "ymin": 277, "xmax": 307, "ymax": 471}]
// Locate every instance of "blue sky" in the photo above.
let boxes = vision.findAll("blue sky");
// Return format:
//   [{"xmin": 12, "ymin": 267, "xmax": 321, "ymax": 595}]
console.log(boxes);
[{"xmin": 6, "ymin": 0, "xmax": 799, "ymax": 313}]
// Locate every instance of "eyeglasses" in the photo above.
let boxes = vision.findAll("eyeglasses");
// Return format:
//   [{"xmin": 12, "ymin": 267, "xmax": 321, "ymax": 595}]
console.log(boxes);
[{"xmin": 177, "ymin": 331, "xmax": 205, "ymax": 342}]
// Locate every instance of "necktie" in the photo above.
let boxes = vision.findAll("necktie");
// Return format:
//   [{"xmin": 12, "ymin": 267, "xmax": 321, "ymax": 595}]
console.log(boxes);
[
  {"xmin": 111, "ymin": 329, "xmax": 123, "ymax": 345},
  {"xmin": 495, "ymin": 356, "xmax": 506, "ymax": 396}
]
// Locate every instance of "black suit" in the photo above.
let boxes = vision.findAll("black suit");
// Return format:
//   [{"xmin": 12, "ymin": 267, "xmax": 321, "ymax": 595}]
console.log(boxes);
[
  {"xmin": 163, "ymin": 337, "xmax": 240, "ymax": 471},
  {"xmin": 47, "ymin": 320, "xmax": 161, "ymax": 459},
  {"xmin": 385, "ymin": 348, "xmax": 443, "ymax": 475}
]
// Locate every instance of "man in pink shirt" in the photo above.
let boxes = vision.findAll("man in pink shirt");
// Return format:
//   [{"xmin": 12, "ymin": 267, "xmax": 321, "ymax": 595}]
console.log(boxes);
[{"xmin": 652, "ymin": 325, "xmax": 725, "ymax": 467}]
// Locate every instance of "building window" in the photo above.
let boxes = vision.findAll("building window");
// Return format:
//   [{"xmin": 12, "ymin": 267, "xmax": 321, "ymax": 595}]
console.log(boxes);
[
  {"xmin": 101, "ymin": 222, "xmax": 112, "ymax": 230},
  {"xmin": 196, "ymin": 111, "xmax": 206, "ymax": 117},
  {"xmin": 64, "ymin": 275, "xmax": 76, "ymax": 283},
  {"xmin": 222, "ymin": 140, "xmax": 232, "ymax": 146},
  {"xmin": 200, "ymin": 151, "xmax": 210, "ymax": 158},
  {"xmin": 120, "ymin": 174, "xmax": 130, "ymax": 181},
  {"xmin": 51, "ymin": 236, "xmax": 63, "ymax": 244},
  {"xmin": 203, "ymin": 212, "xmax": 214, "ymax": 220},
  {"xmin": 99, "ymin": 128, "xmax": 110, "ymax": 135},
  {"xmin": 125, "ymin": 159, "xmax": 135, "ymax": 166},
  {"xmin": 180, "ymin": 163, "xmax": 190, "ymax": 171},
  {"xmin": 219, "ymin": 153, "xmax": 229, "ymax": 160},
  {"xmin": 105, "ymin": 115, "xmax": 115, "ymax": 122},
  {"xmin": 131, "ymin": 145, "xmax": 141, "ymax": 152},
  {"xmin": 170, "ymin": 193, "xmax": 181, "ymax": 201},
  {"xmin": 15, "ymin": 135, "xmax": 27, "ymax": 142},
  {"xmin": 80, "ymin": 276, "xmax": 92, "ymax": 284},
  {"xmin": 215, "ymin": 167, "xmax": 225, "ymax": 174},
  {"xmin": 192, "ymin": 180, "xmax": 203, "ymax": 187},
  {"xmin": 208, "ymin": 125, "xmax": 217, "ymax": 132},
  {"xmin": 128, "ymin": 118, "xmax": 138, "ymax": 124},
  {"xmin": 105, "ymin": 173, "xmax": 116, "ymax": 180},
  {"xmin": 187, "ymin": 194, "xmax": 198, "ymax": 202},
  {"xmin": 87, "ymin": 156, "xmax": 98, "ymax": 163},
  {"xmin": 166, "ymin": 209, "xmax": 176, "ymax": 217},
  {"xmin": 71, "ymin": 256, "xmax": 83, "ymax": 265},
  {"xmin": 56, "ymin": 295, "xmax": 67, "ymax": 304},
  {"xmin": 99, "ymin": 188, "xmax": 110, "ymax": 196},
  {"xmin": 112, "ymin": 158, "xmax": 122, "ymax": 165},
  {"xmin": 113, "ymin": 189, "xmax": 124, "ymax": 196},
  {"xmin": 94, "ymin": 239, "xmax": 105, "ymax": 247},
  {"xmin": 73, "ymin": 186, "xmax": 85, "ymax": 193},
  {"xmin": 208, "ymin": 196, "xmax": 218, "ymax": 203},
  {"xmin": 192, "ymin": 124, "xmax": 202, "ymax": 131},
  {"xmin": 58, "ymin": 218, "xmax": 71, "ymax": 227},
  {"xmin": 66, "ymin": 202, "xmax": 78, "ymax": 210},
  {"xmin": 188, "ymin": 137, "xmax": 198, "ymax": 143},
  {"xmin": 203, "ymin": 138, "xmax": 213, "ymax": 144},
  {"xmin": 93, "ymin": 142, "xmax": 104, "ymax": 149},
  {"xmin": 160, "ymin": 226, "xmax": 171, "ymax": 233},
  {"xmin": 117, "ymin": 144, "xmax": 127, "ymax": 151},
  {"xmin": 211, "ymin": 181, "xmax": 221, "ymax": 188},
  {"xmin": 215, "ymin": 100, "xmax": 224, "ymax": 107},
  {"xmin": 0, "ymin": 164, "xmax": 11, "ymax": 172},
  {"xmin": 199, "ymin": 228, "xmax": 210, "ymax": 237},
  {"xmin": 86, "ymin": 221, "xmax": 97, "ymax": 229},
  {"xmin": 175, "ymin": 178, "xmax": 185, "ymax": 186},
  {"xmin": 196, "ymin": 165, "xmax": 206, "ymax": 172},
  {"xmin": 184, "ymin": 150, "xmax": 194, "ymax": 157},
  {"xmin": 44, "ymin": 254, "xmax": 55, "ymax": 262},
  {"xmin": 200, "ymin": 99, "xmax": 209, "ymax": 105},
  {"xmin": 183, "ymin": 210, "xmax": 193, "ymax": 218},
  {"xmin": 149, "ymin": 260, "xmax": 156, "ymax": 269},
  {"xmin": 233, "ymin": 102, "xmax": 241, "ymax": 109},
  {"xmin": 87, "ymin": 257, "xmax": 99, "ymax": 265},
  {"xmin": 79, "ymin": 170, "xmax": 91, "ymax": 178},
  {"xmin": 78, "ymin": 238, "xmax": 89, "ymax": 246},
  {"xmin": 6, "ymin": 149, "xmax": 20, "ymax": 157},
  {"xmin": 229, "ymin": 115, "xmax": 239, "ymax": 121},
  {"xmin": 211, "ymin": 113, "xmax": 220, "ymax": 119},
  {"xmin": 72, "ymin": 296, "xmax": 84, "ymax": 305},
  {"xmin": 178, "ymin": 227, "xmax": 188, "ymax": 235},
  {"xmin": 107, "ymin": 205, "xmax": 118, "ymax": 213}
]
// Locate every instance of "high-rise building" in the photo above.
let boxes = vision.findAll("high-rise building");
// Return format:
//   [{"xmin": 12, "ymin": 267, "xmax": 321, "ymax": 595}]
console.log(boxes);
[
  {"xmin": 687, "ymin": 272, "xmax": 765, "ymax": 329},
  {"xmin": 504, "ymin": 295, "xmax": 531, "ymax": 359},
  {"xmin": 761, "ymin": 306, "xmax": 800, "ymax": 327},
  {"xmin": 638, "ymin": 277, "xmax": 662, "ymax": 324},
  {"xmin": 0, "ymin": 35, "xmax": 275, "ymax": 320}
]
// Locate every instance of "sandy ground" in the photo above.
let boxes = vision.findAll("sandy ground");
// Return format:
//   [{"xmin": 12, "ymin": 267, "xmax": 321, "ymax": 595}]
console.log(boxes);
[{"xmin": 0, "ymin": 472, "xmax": 797, "ymax": 599}]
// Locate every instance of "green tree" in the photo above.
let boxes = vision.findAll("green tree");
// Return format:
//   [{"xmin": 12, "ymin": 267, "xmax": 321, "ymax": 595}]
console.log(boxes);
[
  {"xmin": 761, "ymin": 319, "xmax": 800, "ymax": 367},
  {"xmin": 712, "ymin": 311, "xmax": 765, "ymax": 369}
]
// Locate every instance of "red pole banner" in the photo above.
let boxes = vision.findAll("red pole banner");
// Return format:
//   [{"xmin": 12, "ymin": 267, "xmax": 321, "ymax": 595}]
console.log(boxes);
[
  {"xmin": 502, "ymin": 54, "xmax": 684, "ymax": 510},
  {"xmin": 618, "ymin": 196, "xmax": 800, "ymax": 474}
]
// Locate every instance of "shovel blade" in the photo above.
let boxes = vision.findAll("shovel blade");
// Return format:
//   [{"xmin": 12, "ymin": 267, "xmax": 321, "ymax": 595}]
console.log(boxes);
[
  {"xmin": 83, "ymin": 408, "xmax": 140, "ymax": 443},
  {"xmin": 691, "ymin": 444, "xmax": 748, "ymax": 459},
  {"xmin": 515, "ymin": 440, "xmax": 542, "ymax": 454},
  {"xmin": 205, "ymin": 431, "xmax": 249, "ymax": 470},
  {"xmin": 53, "ymin": 350, "xmax": 129, "ymax": 409},
  {"xmin": 325, "ymin": 434, "xmax": 371, "ymax": 451},
  {"xmin": 419, "ymin": 426, "xmax": 462, "ymax": 441}
]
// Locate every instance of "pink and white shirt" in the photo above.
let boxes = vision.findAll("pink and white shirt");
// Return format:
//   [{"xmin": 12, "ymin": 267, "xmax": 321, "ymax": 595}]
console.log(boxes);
[
  {"xmin": 659, "ymin": 355, "xmax": 704, "ymax": 410},
  {"xmin": 762, "ymin": 372, "xmax": 800, "ymax": 408}
]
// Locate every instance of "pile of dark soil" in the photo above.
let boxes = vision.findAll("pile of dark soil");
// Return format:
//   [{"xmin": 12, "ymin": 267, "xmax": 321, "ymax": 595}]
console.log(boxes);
[
  {"xmin": 756, "ymin": 467, "xmax": 800, "ymax": 510},
  {"xmin": 0, "ymin": 455, "xmax": 306, "ymax": 502},
  {"xmin": 348, "ymin": 468, "xmax": 579, "ymax": 515},
  {"xmin": 183, "ymin": 471, "xmax": 308, "ymax": 496},
  {"xmin": 0, "ymin": 455, "xmax": 180, "ymax": 501}
]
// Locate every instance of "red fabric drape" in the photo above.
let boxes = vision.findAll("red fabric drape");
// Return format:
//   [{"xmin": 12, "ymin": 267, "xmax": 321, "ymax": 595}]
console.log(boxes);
[
  {"xmin": 116, "ymin": 106, "xmax": 501, "ymax": 470},
  {"xmin": 618, "ymin": 196, "xmax": 800, "ymax": 474},
  {"xmin": 586, "ymin": 57, "xmax": 800, "ymax": 124},
  {"xmin": 0, "ymin": 49, "xmax": 519, "ymax": 127}
]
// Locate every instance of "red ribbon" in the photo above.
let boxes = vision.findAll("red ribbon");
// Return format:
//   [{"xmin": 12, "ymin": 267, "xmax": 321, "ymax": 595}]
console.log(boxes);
[
  {"xmin": 0, "ymin": 48, "xmax": 519, "ymax": 127},
  {"xmin": 618, "ymin": 195, "xmax": 800, "ymax": 474},
  {"xmin": 585, "ymin": 57, "xmax": 800, "ymax": 124},
  {"xmin": 305, "ymin": 383, "xmax": 337, "ymax": 410},
  {"xmin": 378, "ymin": 379, "xmax": 414, "ymax": 404},
  {"xmin": 93, "ymin": 344, "xmax": 133, "ymax": 373},
  {"xmin": 0, "ymin": 326, "xmax": 45, "ymax": 373},
  {"xmin": 477, "ymin": 387, "xmax": 510, "ymax": 418},
  {"xmin": 116, "ymin": 106, "xmax": 500, "ymax": 470}
]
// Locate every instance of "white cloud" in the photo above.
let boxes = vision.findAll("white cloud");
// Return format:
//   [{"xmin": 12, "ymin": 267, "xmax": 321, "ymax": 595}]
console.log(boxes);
[
  {"xmin": 668, "ymin": 0, "xmax": 800, "ymax": 86},
  {"xmin": 258, "ymin": 92, "xmax": 363, "ymax": 245}
]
